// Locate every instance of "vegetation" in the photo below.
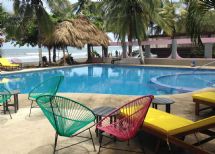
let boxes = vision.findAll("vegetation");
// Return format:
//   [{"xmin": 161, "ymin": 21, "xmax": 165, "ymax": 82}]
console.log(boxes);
[
  {"xmin": 1, "ymin": 0, "xmax": 215, "ymax": 63},
  {"xmin": 1, "ymin": 0, "xmax": 71, "ymax": 65},
  {"xmin": 185, "ymin": 0, "xmax": 215, "ymax": 45},
  {"xmin": 100, "ymin": 0, "xmax": 174, "ymax": 63}
]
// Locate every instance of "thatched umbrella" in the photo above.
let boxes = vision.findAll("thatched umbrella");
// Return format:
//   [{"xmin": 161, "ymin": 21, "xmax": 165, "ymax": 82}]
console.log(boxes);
[{"xmin": 43, "ymin": 16, "xmax": 109, "ymax": 64}]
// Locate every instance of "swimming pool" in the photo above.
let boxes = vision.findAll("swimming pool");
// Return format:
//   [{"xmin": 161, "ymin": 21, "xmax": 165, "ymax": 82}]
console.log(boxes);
[{"xmin": 1, "ymin": 64, "xmax": 215, "ymax": 95}]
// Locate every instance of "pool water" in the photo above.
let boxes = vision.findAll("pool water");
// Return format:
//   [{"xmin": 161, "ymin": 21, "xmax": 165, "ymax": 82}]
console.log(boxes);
[{"xmin": 1, "ymin": 64, "xmax": 215, "ymax": 95}]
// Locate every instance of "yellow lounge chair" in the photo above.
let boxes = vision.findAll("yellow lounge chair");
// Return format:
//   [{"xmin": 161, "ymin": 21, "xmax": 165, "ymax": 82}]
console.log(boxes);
[
  {"xmin": 192, "ymin": 92, "xmax": 215, "ymax": 115},
  {"xmin": 0, "ymin": 58, "xmax": 21, "ymax": 70},
  {"xmin": 142, "ymin": 108, "xmax": 215, "ymax": 154}
]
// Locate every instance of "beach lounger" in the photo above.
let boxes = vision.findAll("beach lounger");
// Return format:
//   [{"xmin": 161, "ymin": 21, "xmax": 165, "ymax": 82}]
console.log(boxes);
[
  {"xmin": 111, "ymin": 57, "xmax": 122, "ymax": 64},
  {"xmin": 0, "ymin": 58, "xmax": 21, "ymax": 70},
  {"xmin": 192, "ymin": 92, "xmax": 215, "ymax": 115},
  {"xmin": 142, "ymin": 108, "xmax": 215, "ymax": 154}
]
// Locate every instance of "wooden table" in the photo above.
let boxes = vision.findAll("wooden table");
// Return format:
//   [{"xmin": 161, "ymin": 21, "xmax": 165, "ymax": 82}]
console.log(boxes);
[
  {"xmin": 152, "ymin": 97, "xmax": 175, "ymax": 113},
  {"xmin": 93, "ymin": 106, "xmax": 117, "ymax": 137},
  {"xmin": 2, "ymin": 90, "xmax": 20, "ymax": 113}
]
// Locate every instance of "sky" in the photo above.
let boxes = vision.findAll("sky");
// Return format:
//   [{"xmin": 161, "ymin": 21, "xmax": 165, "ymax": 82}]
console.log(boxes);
[
  {"xmin": 0, "ymin": 0, "xmax": 78, "ymax": 13},
  {"xmin": 0, "ymin": 0, "xmax": 180, "ymax": 13}
]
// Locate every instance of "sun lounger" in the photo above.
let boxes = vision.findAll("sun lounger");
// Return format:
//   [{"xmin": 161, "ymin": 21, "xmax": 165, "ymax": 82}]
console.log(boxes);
[
  {"xmin": 192, "ymin": 92, "xmax": 215, "ymax": 115},
  {"xmin": 142, "ymin": 108, "xmax": 215, "ymax": 154},
  {"xmin": 111, "ymin": 57, "xmax": 121, "ymax": 64},
  {"xmin": 0, "ymin": 58, "xmax": 21, "ymax": 70}
]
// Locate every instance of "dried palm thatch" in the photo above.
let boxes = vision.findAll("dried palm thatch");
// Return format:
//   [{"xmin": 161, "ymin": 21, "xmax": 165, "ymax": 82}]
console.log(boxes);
[
  {"xmin": 43, "ymin": 16, "xmax": 109, "ymax": 48},
  {"xmin": 0, "ymin": 38, "xmax": 4, "ymax": 45}
]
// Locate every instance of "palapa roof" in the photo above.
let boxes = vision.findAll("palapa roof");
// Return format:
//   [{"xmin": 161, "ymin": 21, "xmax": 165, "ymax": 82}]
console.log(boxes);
[
  {"xmin": 43, "ymin": 16, "xmax": 109, "ymax": 48},
  {"xmin": 0, "ymin": 38, "xmax": 4, "ymax": 45}
]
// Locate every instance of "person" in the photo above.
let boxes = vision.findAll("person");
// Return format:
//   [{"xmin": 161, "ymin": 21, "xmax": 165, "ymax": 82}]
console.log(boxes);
[
  {"xmin": 42, "ymin": 56, "xmax": 48, "ymax": 66},
  {"xmin": 191, "ymin": 60, "xmax": 196, "ymax": 67},
  {"xmin": 115, "ymin": 50, "xmax": 119, "ymax": 57}
]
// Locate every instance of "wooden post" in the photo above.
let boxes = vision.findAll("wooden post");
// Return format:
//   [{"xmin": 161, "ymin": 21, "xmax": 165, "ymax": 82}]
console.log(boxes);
[{"xmin": 63, "ymin": 47, "xmax": 66, "ymax": 65}]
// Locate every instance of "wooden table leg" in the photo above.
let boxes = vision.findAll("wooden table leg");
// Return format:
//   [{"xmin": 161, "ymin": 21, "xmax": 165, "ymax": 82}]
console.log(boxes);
[
  {"xmin": 166, "ymin": 104, "xmax": 171, "ymax": 113},
  {"xmin": 195, "ymin": 102, "xmax": 200, "ymax": 116},
  {"xmin": 14, "ymin": 94, "xmax": 19, "ymax": 113}
]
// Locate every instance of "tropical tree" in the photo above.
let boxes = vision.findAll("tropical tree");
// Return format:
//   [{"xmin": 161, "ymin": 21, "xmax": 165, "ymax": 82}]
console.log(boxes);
[
  {"xmin": 3, "ymin": 0, "xmax": 71, "ymax": 66},
  {"xmin": 186, "ymin": 0, "xmax": 215, "ymax": 45},
  {"xmin": 101, "ymin": 0, "xmax": 174, "ymax": 63},
  {"xmin": 0, "ymin": 5, "xmax": 10, "ymax": 47}
]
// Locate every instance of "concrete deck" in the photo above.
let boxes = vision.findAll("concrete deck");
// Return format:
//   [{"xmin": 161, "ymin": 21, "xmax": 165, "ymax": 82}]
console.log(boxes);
[{"xmin": 0, "ymin": 89, "xmax": 215, "ymax": 154}]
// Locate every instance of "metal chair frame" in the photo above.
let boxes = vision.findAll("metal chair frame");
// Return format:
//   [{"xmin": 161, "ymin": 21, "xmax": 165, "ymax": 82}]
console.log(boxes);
[
  {"xmin": 36, "ymin": 95, "xmax": 96, "ymax": 154},
  {"xmin": 28, "ymin": 76, "xmax": 64, "ymax": 117},
  {"xmin": 96, "ymin": 95, "xmax": 153, "ymax": 153}
]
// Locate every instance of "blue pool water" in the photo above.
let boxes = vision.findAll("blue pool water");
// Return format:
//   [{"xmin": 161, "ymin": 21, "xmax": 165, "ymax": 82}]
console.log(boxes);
[{"xmin": 1, "ymin": 64, "xmax": 215, "ymax": 95}]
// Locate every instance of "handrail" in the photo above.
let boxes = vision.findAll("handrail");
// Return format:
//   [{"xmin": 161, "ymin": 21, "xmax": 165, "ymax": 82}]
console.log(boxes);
[{"xmin": 193, "ymin": 61, "xmax": 215, "ymax": 73}]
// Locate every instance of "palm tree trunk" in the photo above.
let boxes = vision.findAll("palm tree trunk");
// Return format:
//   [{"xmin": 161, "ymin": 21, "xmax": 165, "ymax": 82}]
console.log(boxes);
[
  {"xmin": 87, "ymin": 44, "xmax": 92, "ymax": 62},
  {"xmin": 122, "ymin": 40, "xmax": 127, "ymax": 58},
  {"xmin": 53, "ymin": 46, "xmax": 56, "ymax": 62},
  {"xmin": 63, "ymin": 47, "xmax": 66, "ymax": 65},
  {"xmin": 48, "ymin": 47, "xmax": 51, "ymax": 63},
  {"xmin": 38, "ymin": 43, "xmax": 43, "ymax": 66},
  {"xmin": 170, "ymin": 38, "xmax": 177, "ymax": 59},
  {"xmin": 103, "ymin": 46, "xmax": 108, "ymax": 57},
  {"xmin": 138, "ymin": 41, "xmax": 144, "ymax": 64},
  {"xmin": 128, "ymin": 34, "xmax": 132, "ymax": 56}
]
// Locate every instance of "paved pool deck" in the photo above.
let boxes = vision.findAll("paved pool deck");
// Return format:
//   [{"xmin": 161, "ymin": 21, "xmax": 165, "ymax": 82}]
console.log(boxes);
[
  {"xmin": 0, "ymin": 64, "xmax": 215, "ymax": 153},
  {"xmin": 0, "ymin": 88, "xmax": 215, "ymax": 154}
]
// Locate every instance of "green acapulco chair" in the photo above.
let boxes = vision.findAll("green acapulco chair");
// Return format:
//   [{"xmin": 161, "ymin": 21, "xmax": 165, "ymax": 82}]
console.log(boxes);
[
  {"xmin": 28, "ymin": 76, "xmax": 64, "ymax": 117},
  {"xmin": 0, "ymin": 85, "xmax": 12, "ymax": 119},
  {"xmin": 36, "ymin": 95, "xmax": 96, "ymax": 154}
]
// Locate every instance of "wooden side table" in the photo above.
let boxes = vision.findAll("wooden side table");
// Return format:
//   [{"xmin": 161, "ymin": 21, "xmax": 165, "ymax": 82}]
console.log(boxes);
[
  {"xmin": 4, "ymin": 90, "xmax": 20, "ymax": 113},
  {"xmin": 152, "ymin": 97, "xmax": 175, "ymax": 113}
]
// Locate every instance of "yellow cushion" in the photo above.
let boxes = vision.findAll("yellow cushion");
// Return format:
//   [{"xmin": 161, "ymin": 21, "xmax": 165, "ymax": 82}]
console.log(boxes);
[
  {"xmin": 171, "ymin": 116, "xmax": 215, "ymax": 135},
  {"xmin": 120, "ymin": 106, "xmax": 141, "ymax": 116},
  {"xmin": 192, "ymin": 92, "xmax": 215, "ymax": 104},
  {"xmin": 144, "ymin": 108, "xmax": 194, "ymax": 135},
  {"xmin": 0, "ymin": 58, "xmax": 19, "ymax": 67}
]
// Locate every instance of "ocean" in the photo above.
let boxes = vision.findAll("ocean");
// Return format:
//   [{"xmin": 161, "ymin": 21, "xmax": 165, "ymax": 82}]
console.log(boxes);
[{"xmin": 0, "ymin": 44, "xmax": 124, "ymax": 64}]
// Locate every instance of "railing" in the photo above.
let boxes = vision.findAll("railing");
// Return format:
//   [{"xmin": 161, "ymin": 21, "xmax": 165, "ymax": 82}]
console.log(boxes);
[{"xmin": 193, "ymin": 61, "xmax": 215, "ymax": 73}]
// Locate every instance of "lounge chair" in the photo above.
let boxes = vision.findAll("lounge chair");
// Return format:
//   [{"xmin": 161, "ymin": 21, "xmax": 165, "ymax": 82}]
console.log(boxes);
[
  {"xmin": 96, "ymin": 95, "xmax": 153, "ymax": 153},
  {"xmin": 192, "ymin": 92, "xmax": 215, "ymax": 115},
  {"xmin": 142, "ymin": 108, "xmax": 215, "ymax": 154},
  {"xmin": 36, "ymin": 95, "xmax": 96, "ymax": 154},
  {"xmin": 0, "ymin": 58, "xmax": 21, "ymax": 70},
  {"xmin": 28, "ymin": 76, "xmax": 64, "ymax": 117}
]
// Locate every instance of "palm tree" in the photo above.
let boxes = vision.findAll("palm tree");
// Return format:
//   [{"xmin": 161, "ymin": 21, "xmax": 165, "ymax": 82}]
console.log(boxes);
[
  {"xmin": 101, "ymin": 0, "xmax": 173, "ymax": 63},
  {"xmin": 186, "ymin": 0, "xmax": 215, "ymax": 45},
  {"xmin": 4, "ymin": 0, "xmax": 71, "ymax": 66}
]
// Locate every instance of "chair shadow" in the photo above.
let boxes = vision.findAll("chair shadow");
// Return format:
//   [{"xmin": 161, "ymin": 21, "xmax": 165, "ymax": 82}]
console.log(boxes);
[
  {"xmin": 0, "ymin": 116, "xmax": 8, "ymax": 125},
  {"xmin": 28, "ymin": 142, "xmax": 91, "ymax": 154},
  {"xmin": 25, "ymin": 112, "xmax": 45, "ymax": 121},
  {"xmin": 136, "ymin": 131, "xmax": 191, "ymax": 154}
]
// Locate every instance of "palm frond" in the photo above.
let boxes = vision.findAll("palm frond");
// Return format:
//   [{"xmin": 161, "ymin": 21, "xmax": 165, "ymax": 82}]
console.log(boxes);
[{"xmin": 200, "ymin": 0, "xmax": 215, "ymax": 9}]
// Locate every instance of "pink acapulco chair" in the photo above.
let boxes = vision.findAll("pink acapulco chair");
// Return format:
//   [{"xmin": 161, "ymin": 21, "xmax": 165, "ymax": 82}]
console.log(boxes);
[{"xmin": 96, "ymin": 95, "xmax": 153, "ymax": 153}]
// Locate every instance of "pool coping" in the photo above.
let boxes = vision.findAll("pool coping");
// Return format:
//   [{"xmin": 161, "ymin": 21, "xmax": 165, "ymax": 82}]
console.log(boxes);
[{"xmin": 1, "ymin": 63, "xmax": 215, "ymax": 75}]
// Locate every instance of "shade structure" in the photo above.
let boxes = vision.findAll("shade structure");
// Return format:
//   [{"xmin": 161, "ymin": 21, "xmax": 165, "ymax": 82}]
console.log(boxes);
[{"xmin": 43, "ymin": 16, "xmax": 109, "ymax": 48}]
